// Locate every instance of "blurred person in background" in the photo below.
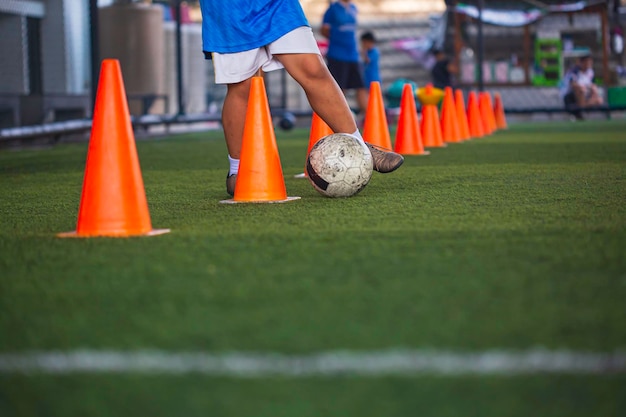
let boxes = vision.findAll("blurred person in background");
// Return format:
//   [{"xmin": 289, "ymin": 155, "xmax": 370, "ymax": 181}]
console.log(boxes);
[
  {"xmin": 430, "ymin": 48, "xmax": 457, "ymax": 90},
  {"xmin": 360, "ymin": 31, "xmax": 381, "ymax": 87},
  {"xmin": 321, "ymin": 0, "xmax": 368, "ymax": 116},
  {"xmin": 561, "ymin": 55, "xmax": 603, "ymax": 120}
]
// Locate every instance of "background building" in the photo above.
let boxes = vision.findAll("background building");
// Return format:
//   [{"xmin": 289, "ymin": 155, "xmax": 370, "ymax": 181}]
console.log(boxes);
[
  {"xmin": 0, "ymin": 0, "xmax": 446, "ymax": 128},
  {"xmin": 1, "ymin": 0, "xmax": 624, "ymax": 130},
  {"xmin": 0, "ymin": 0, "xmax": 91, "ymax": 128},
  {"xmin": 301, "ymin": 0, "xmax": 445, "ymax": 20}
]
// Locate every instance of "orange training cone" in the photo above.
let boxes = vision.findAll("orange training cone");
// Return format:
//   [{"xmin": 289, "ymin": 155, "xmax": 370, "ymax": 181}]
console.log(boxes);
[
  {"xmin": 485, "ymin": 92, "xmax": 498, "ymax": 133},
  {"xmin": 221, "ymin": 76, "xmax": 299, "ymax": 204},
  {"xmin": 455, "ymin": 90, "xmax": 471, "ymax": 140},
  {"xmin": 467, "ymin": 91, "xmax": 485, "ymax": 138},
  {"xmin": 479, "ymin": 92, "xmax": 495, "ymax": 135},
  {"xmin": 494, "ymin": 92, "xmax": 508, "ymax": 129},
  {"xmin": 363, "ymin": 81, "xmax": 393, "ymax": 149},
  {"xmin": 478, "ymin": 92, "xmax": 491, "ymax": 135},
  {"xmin": 440, "ymin": 87, "xmax": 462, "ymax": 143},
  {"xmin": 420, "ymin": 84, "xmax": 445, "ymax": 148},
  {"xmin": 295, "ymin": 112, "xmax": 333, "ymax": 178},
  {"xmin": 394, "ymin": 83, "xmax": 429, "ymax": 155},
  {"xmin": 487, "ymin": 93, "xmax": 498, "ymax": 133},
  {"xmin": 58, "ymin": 59, "xmax": 169, "ymax": 238},
  {"xmin": 308, "ymin": 112, "xmax": 333, "ymax": 154}
]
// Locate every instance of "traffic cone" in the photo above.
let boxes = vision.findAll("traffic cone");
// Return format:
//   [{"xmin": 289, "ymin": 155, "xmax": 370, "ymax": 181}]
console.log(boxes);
[
  {"xmin": 455, "ymin": 89, "xmax": 471, "ymax": 140},
  {"xmin": 58, "ymin": 59, "xmax": 169, "ymax": 238},
  {"xmin": 486, "ymin": 92, "xmax": 498, "ymax": 133},
  {"xmin": 295, "ymin": 112, "xmax": 333, "ymax": 178},
  {"xmin": 478, "ymin": 92, "xmax": 491, "ymax": 135},
  {"xmin": 394, "ymin": 83, "xmax": 429, "ymax": 155},
  {"xmin": 420, "ymin": 85, "xmax": 445, "ymax": 148},
  {"xmin": 221, "ymin": 76, "xmax": 299, "ymax": 204},
  {"xmin": 479, "ymin": 92, "xmax": 495, "ymax": 135},
  {"xmin": 440, "ymin": 87, "xmax": 462, "ymax": 143},
  {"xmin": 467, "ymin": 91, "xmax": 484, "ymax": 138},
  {"xmin": 494, "ymin": 92, "xmax": 508, "ymax": 129},
  {"xmin": 363, "ymin": 81, "xmax": 393, "ymax": 149}
]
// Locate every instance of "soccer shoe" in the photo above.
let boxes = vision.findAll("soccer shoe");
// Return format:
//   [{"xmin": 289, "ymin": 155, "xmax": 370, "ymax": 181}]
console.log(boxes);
[
  {"xmin": 226, "ymin": 173, "xmax": 237, "ymax": 196},
  {"xmin": 365, "ymin": 143, "xmax": 404, "ymax": 173}
]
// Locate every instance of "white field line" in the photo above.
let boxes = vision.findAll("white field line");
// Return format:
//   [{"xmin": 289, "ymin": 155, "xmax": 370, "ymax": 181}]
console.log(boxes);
[{"xmin": 0, "ymin": 349, "xmax": 624, "ymax": 377}]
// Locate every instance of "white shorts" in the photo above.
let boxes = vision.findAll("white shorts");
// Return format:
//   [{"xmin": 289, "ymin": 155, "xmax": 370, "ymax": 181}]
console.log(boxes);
[{"xmin": 212, "ymin": 26, "xmax": 321, "ymax": 84}]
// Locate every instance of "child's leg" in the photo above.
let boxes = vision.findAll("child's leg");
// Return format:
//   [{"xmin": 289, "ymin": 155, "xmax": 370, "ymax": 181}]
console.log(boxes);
[
  {"xmin": 276, "ymin": 53, "xmax": 403, "ymax": 173},
  {"xmin": 222, "ymin": 78, "xmax": 251, "ymax": 160},
  {"xmin": 572, "ymin": 84, "xmax": 587, "ymax": 106},
  {"xmin": 222, "ymin": 79, "xmax": 251, "ymax": 195},
  {"xmin": 587, "ymin": 85, "xmax": 603, "ymax": 105},
  {"xmin": 275, "ymin": 53, "xmax": 357, "ymax": 134}
]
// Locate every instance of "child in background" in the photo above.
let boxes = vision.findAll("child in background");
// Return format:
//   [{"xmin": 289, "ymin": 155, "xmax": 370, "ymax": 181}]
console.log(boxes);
[
  {"xmin": 360, "ymin": 31, "xmax": 381, "ymax": 87},
  {"xmin": 430, "ymin": 48, "xmax": 457, "ymax": 90},
  {"xmin": 321, "ymin": 0, "xmax": 368, "ymax": 115},
  {"xmin": 561, "ymin": 55, "xmax": 603, "ymax": 120}
]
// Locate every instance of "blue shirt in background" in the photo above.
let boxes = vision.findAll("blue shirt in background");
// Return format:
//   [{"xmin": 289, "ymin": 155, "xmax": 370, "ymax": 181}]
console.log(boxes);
[
  {"xmin": 199, "ymin": 0, "xmax": 309, "ymax": 53},
  {"xmin": 363, "ymin": 47, "xmax": 381, "ymax": 86},
  {"xmin": 322, "ymin": 2, "xmax": 359, "ymax": 62}
]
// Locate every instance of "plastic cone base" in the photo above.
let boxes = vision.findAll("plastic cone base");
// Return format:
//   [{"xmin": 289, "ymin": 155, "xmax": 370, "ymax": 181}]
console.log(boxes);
[
  {"xmin": 57, "ymin": 228, "xmax": 170, "ymax": 238},
  {"xmin": 220, "ymin": 197, "xmax": 301, "ymax": 205}
]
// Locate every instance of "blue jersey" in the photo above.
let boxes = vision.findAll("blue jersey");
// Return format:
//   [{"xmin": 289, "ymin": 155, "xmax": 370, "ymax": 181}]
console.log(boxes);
[
  {"xmin": 199, "ymin": 0, "xmax": 309, "ymax": 53},
  {"xmin": 363, "ymin": 47, "xmax": 381, "ymax": 85},
  {"xmin": 322, "ymin": 2, "xmax": 359, "ymax": 62}
]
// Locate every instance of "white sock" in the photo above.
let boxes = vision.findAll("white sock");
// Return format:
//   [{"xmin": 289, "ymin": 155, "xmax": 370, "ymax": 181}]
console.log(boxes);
[
  {"xmin": 350, "ymin": 129, "xmax": 365, "ymax": 144},
  {"xmin": 228, "ymin": 155, "xmax": 239, "ymax": 176}
]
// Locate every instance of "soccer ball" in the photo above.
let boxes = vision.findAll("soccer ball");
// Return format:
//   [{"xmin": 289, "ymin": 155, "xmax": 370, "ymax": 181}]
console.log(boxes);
[{"xmin": 306, "ymin": 133, "xmax": 373, "ymax": 198}]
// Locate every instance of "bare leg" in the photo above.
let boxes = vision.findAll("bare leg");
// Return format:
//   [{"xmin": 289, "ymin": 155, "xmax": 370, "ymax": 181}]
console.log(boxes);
[
  {"xmin": 588, "ymin": 85, "xmax": 603, "ymax": 106},
  {"xmin": 276, "ymin": 53, "xmax": 403, "ymax": 173},
  {"xmin": 222, "ymin": 78, "xmax": 251, "ymax": 159},
  {"xmin": 572, "ymin": 84, "xmax": 587, "ymax": 107},
  {"xmin": 275, "ymin": 53, "xmax": 357, "ymax": 134}
]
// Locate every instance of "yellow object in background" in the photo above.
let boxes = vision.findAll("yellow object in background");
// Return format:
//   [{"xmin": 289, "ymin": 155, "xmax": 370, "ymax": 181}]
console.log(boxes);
[{"xmin": 416, "ymin": 85, "xmax": 445, "ymax": 105}]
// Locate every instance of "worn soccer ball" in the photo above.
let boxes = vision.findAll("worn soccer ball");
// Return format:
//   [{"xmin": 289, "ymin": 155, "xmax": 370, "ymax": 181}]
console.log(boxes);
[{"xmin": 306, "ymin": 133, "xmax": 373, "ymax": 198}]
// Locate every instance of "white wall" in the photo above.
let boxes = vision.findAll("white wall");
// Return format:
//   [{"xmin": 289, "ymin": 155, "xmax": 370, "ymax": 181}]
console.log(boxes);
[
  {"xmin": 0, "ymin": 14, "xmax": 28, "ymax": 94},
  {"xmin": 164, "ymin": 22, "xmax": 207, "ymax": 114},
  {"xmin": 41, "ymin": 0, "xmax": 90, "ymax": 94}
]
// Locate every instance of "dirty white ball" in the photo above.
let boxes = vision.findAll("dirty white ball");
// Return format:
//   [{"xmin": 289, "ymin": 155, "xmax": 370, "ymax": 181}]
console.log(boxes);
[{"xmin": 306, "ymin": 133, "xmax": 373, "ymax": 198}]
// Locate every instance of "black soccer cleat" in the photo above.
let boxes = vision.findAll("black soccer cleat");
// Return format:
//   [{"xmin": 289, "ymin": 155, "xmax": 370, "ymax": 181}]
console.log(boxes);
[{"xmin": 226, "ymin": 173, "xmax": 237, "ymax": 196}]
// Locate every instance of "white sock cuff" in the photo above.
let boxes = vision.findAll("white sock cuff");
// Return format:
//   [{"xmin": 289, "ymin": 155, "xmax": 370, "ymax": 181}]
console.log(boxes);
[
  {"xmin": 228, "ymin": 155, "xmax": 240, "ymax": 176},
  {"xmin": 350, "ymin": 129, "xmax": 365, "ymax": 144}
]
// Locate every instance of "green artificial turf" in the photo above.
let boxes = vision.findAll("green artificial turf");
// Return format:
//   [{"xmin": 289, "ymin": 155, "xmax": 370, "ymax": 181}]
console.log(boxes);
[
  {"xmin": 1, "ymin": 375, "xmax": 625, "ymax": 417},
  {"xmin": 0, "ymin": 120, "xmax": 625, "ymax": 416}
]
